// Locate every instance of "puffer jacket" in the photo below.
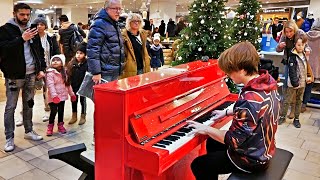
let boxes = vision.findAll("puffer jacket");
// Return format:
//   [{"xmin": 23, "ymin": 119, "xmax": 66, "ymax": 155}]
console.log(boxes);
[
  {"xmin": 87, "ymin": 8, "xmax": 125, "ymax": 76},
  {"xmin": 288, "ymin": 49, "xmax": 313, "ymax": 87},
  {"xmin": 46, "ymin": 68, "xmax": 74, "ymax": 103},
  {"xmin": 121, "ymin": 29, "xmax": 150, "ymax": 78},
  {"xmin": 306, "ymin": 29, "xmax": 320, "ymax": 79}
]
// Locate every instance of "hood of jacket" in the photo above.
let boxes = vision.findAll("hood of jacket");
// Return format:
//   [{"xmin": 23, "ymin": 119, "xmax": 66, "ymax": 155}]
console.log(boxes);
[
  {"xmin": 60, "ymin": 22, "xmax": 72, "ymax": 30},
  {"xmin": 46, "ymin": 67, "xmax": 61, "ymax": 74},
  {"xmin": 94, "ymin": 8, "xmax": 116, "ymax": 25},
  {"xmin": 242, "ymin": 70, "xmax": 278, "ymax": 92},
  {"xmin": 290, "ymin": 48, "xmax": 306, "ymax": 57},
  {"xmin": 7, "ymin": 18, "xmax": 30, "ymax": 32},
  {"xmin": 306, "ymin": 30, "xmax": 320, "ymax": 41}
]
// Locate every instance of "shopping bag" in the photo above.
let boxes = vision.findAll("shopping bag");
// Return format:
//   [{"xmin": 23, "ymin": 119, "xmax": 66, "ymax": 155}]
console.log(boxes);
[{"xmin": 77, "ymin": 72, "xmax": 107, "ymax": 101}]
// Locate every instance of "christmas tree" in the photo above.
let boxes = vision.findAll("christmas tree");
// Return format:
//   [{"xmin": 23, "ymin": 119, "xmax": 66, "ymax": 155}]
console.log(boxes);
[
  {"xmin": 173, "ymin": 0, "xmax": 233, "ymax": 66},
  {"xmin": 232, "ymin": 0, "xmax": 262, "ymax": 50}
]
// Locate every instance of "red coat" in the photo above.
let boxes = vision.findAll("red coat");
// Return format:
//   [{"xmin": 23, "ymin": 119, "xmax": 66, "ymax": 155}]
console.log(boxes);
[{"xmin": 46, "ymin": 68, "xmax": 74, "ymax": 103}]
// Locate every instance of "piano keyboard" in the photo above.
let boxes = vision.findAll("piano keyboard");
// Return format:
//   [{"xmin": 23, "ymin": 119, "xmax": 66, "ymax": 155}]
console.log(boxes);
[{"xmin": 152, "ymin": 101, "xmax": 234, "ymax": 154}]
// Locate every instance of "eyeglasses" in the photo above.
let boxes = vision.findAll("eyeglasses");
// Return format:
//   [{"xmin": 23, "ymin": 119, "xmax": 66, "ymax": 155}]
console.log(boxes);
[
  {"xmin": 131, "ymin": 20, "xmax": 141, "ymax": 24},
  {"xmin": 108, "ymin": 7, "xmax": 123, "ymax": 12}
]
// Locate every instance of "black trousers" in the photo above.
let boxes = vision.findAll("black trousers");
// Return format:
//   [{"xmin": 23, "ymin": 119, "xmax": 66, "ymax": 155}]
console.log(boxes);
[
  {"xmin": 191, "ymin": 138, "xmax": 243, "ymax": 180},
  {"xmin": 49, "ymin": 101, "xmax": 65, "ymax": 124},
  {"xmin": 71, "ymin": 95, "xmax": 86, "ymax": 114}
]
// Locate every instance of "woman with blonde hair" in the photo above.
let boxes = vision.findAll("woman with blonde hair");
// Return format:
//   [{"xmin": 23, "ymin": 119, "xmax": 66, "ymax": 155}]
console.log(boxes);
[
  {"xmin": 276, "ymin": 20, "xmax": 311, "ymax": 125},
  {"xmin": 121, "ymin": 13, "xmax": 150, "ymax": 78}
]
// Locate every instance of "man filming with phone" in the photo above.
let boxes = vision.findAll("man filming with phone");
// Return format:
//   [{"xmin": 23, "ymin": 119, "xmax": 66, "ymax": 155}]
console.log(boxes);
[{"xmin": 0, "ymin": 3, "xmax": 46, "ymax": 152}]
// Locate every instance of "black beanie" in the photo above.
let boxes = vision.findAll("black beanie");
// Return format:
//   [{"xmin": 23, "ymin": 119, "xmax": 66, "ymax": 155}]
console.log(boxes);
[{"xmin": 77, "ymin": 43, "xmax": 87, "ymax": 55}]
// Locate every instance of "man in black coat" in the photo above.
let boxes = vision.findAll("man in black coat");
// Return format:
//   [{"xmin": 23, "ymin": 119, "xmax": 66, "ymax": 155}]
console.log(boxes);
[
  {"xmin": 271, "ymin": 17, "xmax": 283, "ymax": 41},
  {"xmin": 0, "ymin": 3, "xmax": 46, "ymax": 152}
]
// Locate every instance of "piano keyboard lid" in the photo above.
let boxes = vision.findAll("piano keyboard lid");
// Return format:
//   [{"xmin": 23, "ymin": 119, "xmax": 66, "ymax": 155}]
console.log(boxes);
[{"xmin": 129, "ymin": 77, "xmax": 231, "ymax": 144}]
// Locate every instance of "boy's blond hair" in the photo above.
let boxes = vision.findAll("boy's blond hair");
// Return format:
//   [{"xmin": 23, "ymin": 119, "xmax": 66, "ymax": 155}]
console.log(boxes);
[{"xmin": 218, "ymin": 41, "xmax": 259, "ymax": 76}]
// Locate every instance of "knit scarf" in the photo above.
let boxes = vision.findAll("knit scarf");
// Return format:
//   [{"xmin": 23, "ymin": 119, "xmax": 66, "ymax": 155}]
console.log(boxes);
[{"xmin": 151, "ymin": 44, "xmax": 161, "ymax": 51}]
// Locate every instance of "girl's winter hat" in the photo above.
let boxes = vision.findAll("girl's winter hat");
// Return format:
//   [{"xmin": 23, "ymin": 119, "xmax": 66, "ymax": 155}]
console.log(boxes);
[
  {"xmin": 50, "ymin": 54, "xmax": 66, "ymax": 66},
  {"xmin": 77, "ymin": 43, "xmax": 87, "ymax": 55},
  {"xmin": 153, "ymin": 33, "xmax": 161, "ymax": 42},
  {"xmin": 32, "ymin": 14, "xmax": 48, "ymax": 29}
]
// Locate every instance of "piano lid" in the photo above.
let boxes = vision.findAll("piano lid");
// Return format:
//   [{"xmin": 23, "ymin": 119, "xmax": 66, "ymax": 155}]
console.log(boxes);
[
  {"xmin": 94, "ymin": 60, "xmax": 223, "ymax": 93},
  {"xmin": 129, "ymin": 77, "xmax": 231, "ymax": 144}
]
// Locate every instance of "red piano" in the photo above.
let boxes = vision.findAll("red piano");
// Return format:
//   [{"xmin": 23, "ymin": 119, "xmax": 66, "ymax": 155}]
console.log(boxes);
[{"xmin": 94, "ymin": 59, "xmax": 238, "ymax": 180}]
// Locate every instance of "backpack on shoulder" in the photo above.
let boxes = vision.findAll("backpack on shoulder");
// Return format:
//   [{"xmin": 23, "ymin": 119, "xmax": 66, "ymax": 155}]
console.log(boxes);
[{"xmin": 69, "ymin": 24, "xmax": 84, "ymax": 53}]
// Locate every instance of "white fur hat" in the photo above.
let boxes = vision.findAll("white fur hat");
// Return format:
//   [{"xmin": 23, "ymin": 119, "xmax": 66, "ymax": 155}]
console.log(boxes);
[
  {"xmin": 153, "ymin": 33, "xmax": 161, "ymax": 42},
  {"xmin": 50, "ymin": 54, "xmax": 66, "ymax": 66}
]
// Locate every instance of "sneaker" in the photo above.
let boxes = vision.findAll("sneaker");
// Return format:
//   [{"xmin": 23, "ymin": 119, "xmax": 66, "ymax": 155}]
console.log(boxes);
[
  {"xmin": 57, "ymin": 122, "xmax": 67, "ymax": 134},
  {"xmin": 278, "ymin": 116, "xmax": 286, "ymax": 125},
  {"xmin": 293, "ymin": 119, "xmax": 301, "ymax": 128},
  {"xmin": 42, "ymin": 115, "xmax": 49, "ymax": 122},
  {"xmin": 4, "ymin": 138, "xmax": 15, "ymax": 152},
  {"xmin": 15, "ymin": 119, "xmax": 23, "ymax": 127},
  {"xmin": 24, "ymin": 130, "xmax": 43, "ymax": 141}
]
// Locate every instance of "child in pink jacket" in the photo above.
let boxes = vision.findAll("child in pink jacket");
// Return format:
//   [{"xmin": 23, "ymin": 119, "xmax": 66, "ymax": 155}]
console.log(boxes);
[{"xmin": 46, "ymin": 54, "xmax": 76, "ymax": 136}]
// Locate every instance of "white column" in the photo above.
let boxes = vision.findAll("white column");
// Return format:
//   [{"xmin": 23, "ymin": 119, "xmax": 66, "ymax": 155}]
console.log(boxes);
[
  {"xmin": 308, "ymin": 0, "xmax": 320, "ymax": 20},
  {"xmin": 149, "ymin": 0, "xmax": 176, "ymax": 27},
  {"xmin": 0, "ymin": 0, "xmax": 13, "ymax": 26},
  {"xmin": 62, "ymin": 8, "xmax": 88, "ymax": 25}
]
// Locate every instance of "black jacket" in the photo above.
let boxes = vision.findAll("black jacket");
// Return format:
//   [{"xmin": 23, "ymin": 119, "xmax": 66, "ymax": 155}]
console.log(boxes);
[
  {"xmin": 47, "ymin": 34, "xmax": 60, "ymax": 58},
  {"xmin": 70, "ymin": 60, "xmax": 88, "ymax": 92},
  {"xmin": 59, "ymin": 23, "xmax": 86, "ymax": 56},
  {"xmin": 0, "ymin": 23, "xmax": 46, "ymax": 79}
]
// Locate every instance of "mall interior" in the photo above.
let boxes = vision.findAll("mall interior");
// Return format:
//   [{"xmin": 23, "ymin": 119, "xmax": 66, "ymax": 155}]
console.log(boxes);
[{"xmin": 0, "ymin": 0, "xmax": 320, "ymax": 179}]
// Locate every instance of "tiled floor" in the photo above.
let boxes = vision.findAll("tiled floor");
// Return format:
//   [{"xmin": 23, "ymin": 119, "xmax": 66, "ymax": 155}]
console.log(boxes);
[{"xmin": 0, "ymin": 85, "xmax": 320, "ymax": 179}]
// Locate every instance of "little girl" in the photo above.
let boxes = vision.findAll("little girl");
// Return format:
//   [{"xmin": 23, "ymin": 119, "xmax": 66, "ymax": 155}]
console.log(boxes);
[
  {"xmin": 150, "ymin": 35, "xmax": 164, "ymax": 71},
  {"xmin": 67, "ymin": 43, "xmax": 88, "ymax": 125},
  {"xmin": 46, "ymin": 54, "xmax": 76, "ymax": 136}
]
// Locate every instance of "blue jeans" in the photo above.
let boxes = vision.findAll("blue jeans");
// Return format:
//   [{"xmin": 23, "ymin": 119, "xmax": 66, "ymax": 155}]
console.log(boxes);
[
  {"xmin": 303, "ymin": 82, "xmax": 313, "ymax": 104},
  {"xmin": 4, "ymin": 74, "xmax": 36, "ymax": 140}
]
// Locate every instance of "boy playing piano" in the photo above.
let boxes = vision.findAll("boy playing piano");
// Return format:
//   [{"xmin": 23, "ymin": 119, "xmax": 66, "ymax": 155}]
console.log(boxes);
[{"xmin": 187, "ymin": 42, "xmax": 280, "ymax": 180}]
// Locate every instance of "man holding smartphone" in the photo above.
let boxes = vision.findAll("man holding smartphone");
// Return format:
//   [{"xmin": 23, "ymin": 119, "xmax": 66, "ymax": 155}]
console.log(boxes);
[{"xmin": 0, "ymin": 3, "xmax": 46, "ymax": 152}]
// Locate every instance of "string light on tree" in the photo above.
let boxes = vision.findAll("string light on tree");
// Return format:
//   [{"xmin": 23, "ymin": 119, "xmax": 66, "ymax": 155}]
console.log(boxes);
[
  {"xmin": 231, "ymin": 0, "xmax": 262, "ymax": 50},
  {"xmin": 174, "ymin": 0, "xmax": 232, "ymax": 66}
]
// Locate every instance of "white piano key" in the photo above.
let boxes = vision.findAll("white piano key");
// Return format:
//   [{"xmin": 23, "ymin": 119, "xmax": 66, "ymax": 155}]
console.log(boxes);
[{"xmin": 152, "ymin": 103, "xmax": 234, "ymax": 154}]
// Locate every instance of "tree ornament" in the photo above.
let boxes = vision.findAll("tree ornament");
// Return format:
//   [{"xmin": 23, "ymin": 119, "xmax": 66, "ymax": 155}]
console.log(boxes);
[
  {"xmin": 201, "ymin": 3, "xmax": 204, "ymax": 7},
  {"xmin": 208, "ymin": 0, "xmax": 212, "ymax": 3},
  {"xmin": 209, "ymin": 27, "xmax": 213, "ymax": 31},
  {"xmin": 239, "ymin": 15, "xmax": 245, "ymax": 19},
  {"xmin": 198, "ymin": 47, "xmax": 202, "ymax": 51},
  {"xmin": 201, "ymin": 19, "xmax": 205, "ymax": 24},
  {"xmin": 234, "ymin": 23, "xmax": 237, "ymax": 27},
  {"xmin": 246, "ymin": 12, "xmax": 250, "ymax": 16},
  {"xmin": 189, "ymin": 23, "xmax": 192, "ymax": 27},
  {"xmin": 193, "ymin": 4, "xmax": 196, "ymax": 8},
  {"xmin": 255, "ymin": 27, "xmax": 258, "ymax": 30},
  {"xmin": 218, "ymin": 19, "xmax": 221, "ymax": 24},
  {"xmin": 178, "ymin": 56, "xmax": 182, "ymax": 61},
  {"xmin": 244, "ymin": 32, "xmax": 248, "ymax": 36}
]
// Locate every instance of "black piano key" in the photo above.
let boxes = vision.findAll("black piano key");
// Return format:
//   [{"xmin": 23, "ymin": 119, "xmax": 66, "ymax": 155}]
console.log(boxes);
[
  {"xmin": 178, "ymin": 127, "xmax": 192, "ymax": 133},
  {"xmin": 173, "ymin": 132, "xmax": 186, "ymax": 136},
  {"xmin": 154, "ymin": 144, "xmax": 166, "ymax": 148},
  {"xmin": 165, "ymin": 136, "xmax": 180, "ymax": 141},
  {"xmin": 214, "ymin": 101, "xmax": 234, "ymax": 110},
  {"xmin": 158, "ymin": 140, "xmax": 171, "ymax": 145}
]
